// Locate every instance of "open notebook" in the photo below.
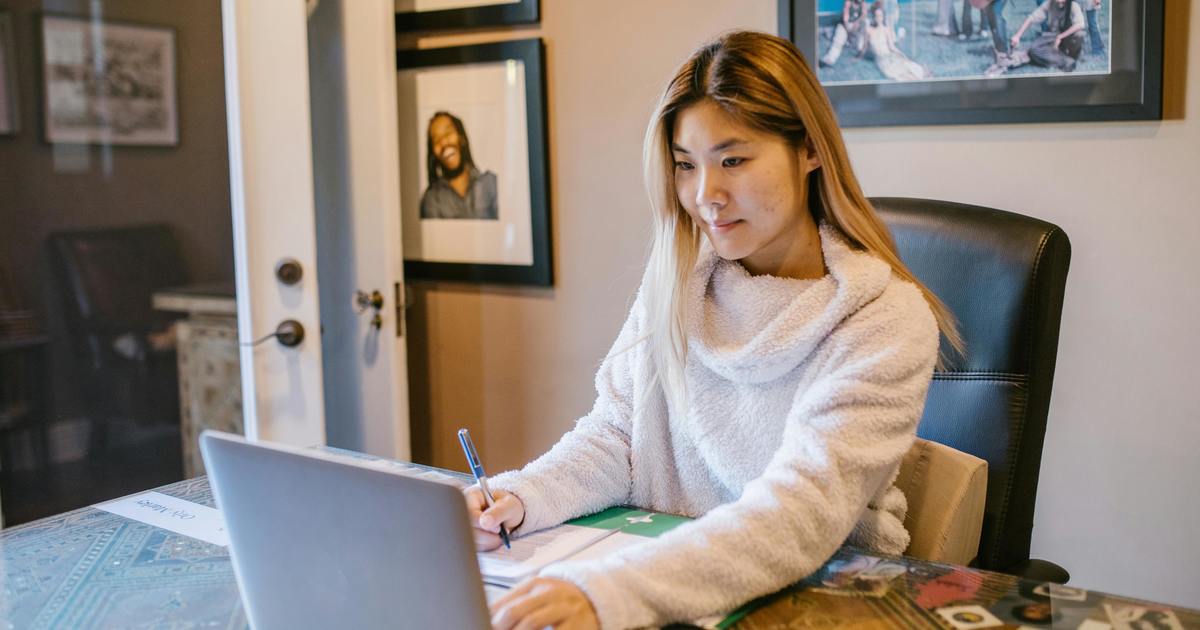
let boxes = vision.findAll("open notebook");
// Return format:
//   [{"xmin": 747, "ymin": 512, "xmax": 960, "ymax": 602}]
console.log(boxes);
[{"xmin": 477, "ymin": 507, "xmax": 750, "ymax": 629}]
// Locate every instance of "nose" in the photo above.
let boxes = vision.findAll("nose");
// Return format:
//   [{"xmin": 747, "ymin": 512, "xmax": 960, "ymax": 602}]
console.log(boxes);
[{"xmin": 694, "ymin": 167, "xmax": 728, "ymax": 213}]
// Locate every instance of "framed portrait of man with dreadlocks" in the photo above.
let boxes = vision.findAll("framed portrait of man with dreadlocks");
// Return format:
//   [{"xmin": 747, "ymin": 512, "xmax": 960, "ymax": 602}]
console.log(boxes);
[
  {"xmin": 397, "ymin": 38, "xmax": 551, "ymax": 286},
  {"xmin": 778, "ymin": 0, "xmax": 1163, "ymax": 126}
]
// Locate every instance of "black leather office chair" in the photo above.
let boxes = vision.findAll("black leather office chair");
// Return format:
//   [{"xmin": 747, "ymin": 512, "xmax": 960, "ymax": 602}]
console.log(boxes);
[
  {"xmin": 47, "ymin": 225, "xmax": 185, "ymax": 440},
  {"xmin": 872, "ymin": 197, "xmax": 1071, "ymax": 584}
]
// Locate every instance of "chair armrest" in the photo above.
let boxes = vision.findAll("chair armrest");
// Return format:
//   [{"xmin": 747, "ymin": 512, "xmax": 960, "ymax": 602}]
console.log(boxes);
[
  {"xmin": 896, "ymin": 438, "xmax": 988, "ymax": 566},
  {"xmin": 1005, "ymin": 558, "xmax": 1070, "ymax": 584}
]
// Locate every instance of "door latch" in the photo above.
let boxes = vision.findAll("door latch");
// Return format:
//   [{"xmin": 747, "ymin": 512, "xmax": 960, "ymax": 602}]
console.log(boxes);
[{"xmin": 354, "ymin": 289, "xmax": 385, "ymax": 330}]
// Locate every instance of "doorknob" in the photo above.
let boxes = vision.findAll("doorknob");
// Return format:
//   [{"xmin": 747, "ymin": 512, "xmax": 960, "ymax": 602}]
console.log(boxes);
[
  {"xmin": 273, "ymin": 320, "xmax": 305, "ymax": 347},
  {"xmin": 243, "ymin": 319, "xmax": 306, "ymax": 348},
  {"xmin": 354, "ymin": 290, "xmax": 384, "ymax": 330},
  {"xmin": 275, "ymin": 258, "xmax": 303, "ymax": 285}
]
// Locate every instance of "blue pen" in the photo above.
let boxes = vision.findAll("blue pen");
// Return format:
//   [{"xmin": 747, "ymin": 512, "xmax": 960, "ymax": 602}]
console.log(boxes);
[{"xmin": 457, "ymin": 428, "xmax": 511, "ymax": 549}]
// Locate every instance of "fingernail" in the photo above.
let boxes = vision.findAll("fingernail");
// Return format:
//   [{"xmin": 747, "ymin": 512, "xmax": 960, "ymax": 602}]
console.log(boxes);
[{"xmin": 480, "ymin": 516, "xmax": 493, "ymax": 528}]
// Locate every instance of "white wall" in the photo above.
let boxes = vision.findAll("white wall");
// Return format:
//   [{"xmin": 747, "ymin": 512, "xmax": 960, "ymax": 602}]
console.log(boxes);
[
  {"xmin": 844, "ymin": 4, "xmax": 1200, "ymax": 609},
  {"xmin": 406, "ymin": 0, "xmax": 1200, "ymax": 609}
]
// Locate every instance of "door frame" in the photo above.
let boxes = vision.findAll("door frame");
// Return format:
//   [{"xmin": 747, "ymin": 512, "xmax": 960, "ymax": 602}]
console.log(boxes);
[
  {"xmin": 221, "ymin": 0, "xmax": 410, "ymax": 456},
  {"xmin": 222, "ymin": 0, "xmax": 326, "ymax": 446}
]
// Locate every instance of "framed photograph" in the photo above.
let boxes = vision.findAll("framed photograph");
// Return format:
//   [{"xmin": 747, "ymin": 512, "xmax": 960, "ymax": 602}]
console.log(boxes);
[
  {"xmin": 0, "ymin": 11, "xmax": 19, "ymax": 136},
  {"xmin": 394, "ymin": 0, "xmax": 539, "ymax": 33},
  {"xmin": 396, "ymin": 38, "xmax": 552, "ymax": 286},
  {"xmin": 39, "ymin": 15, "xmax": 178, "ymax": 145},
  {"xmin": 778, "ymin": 0, "xmax": 1163, "ymax": 126}
]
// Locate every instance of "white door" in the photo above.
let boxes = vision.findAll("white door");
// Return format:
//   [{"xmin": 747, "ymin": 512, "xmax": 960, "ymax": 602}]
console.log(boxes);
[
  {"xmin": 222, "ymin": 0, "xmax": 410, "ymax": 459},
  {"xmin": 309, "ymin": 0, "xmax": 413, "ymax": 460}
]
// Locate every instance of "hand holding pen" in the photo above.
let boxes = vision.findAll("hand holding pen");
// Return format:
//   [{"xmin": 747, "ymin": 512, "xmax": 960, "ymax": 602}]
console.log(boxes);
[{"xmin": 459, "ymin": 429, "xmax": 525, "ymax": 551}]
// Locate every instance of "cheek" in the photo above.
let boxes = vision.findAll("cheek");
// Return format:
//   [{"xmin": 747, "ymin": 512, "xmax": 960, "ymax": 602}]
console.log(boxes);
[
  {"xmin": 675, "ymin": 178, "xmax": 696, "ymax": 211},
  {"xmin": 743, "ymin": 171, "xmax": 795, "ymax": 219}
]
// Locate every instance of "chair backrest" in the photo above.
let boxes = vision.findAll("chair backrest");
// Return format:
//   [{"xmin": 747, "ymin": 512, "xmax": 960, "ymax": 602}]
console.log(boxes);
[
  {"xmin": 46, "ymin": 225, "xmax": 187, "ymax": 358},
  {"xmin": 895, "ymin": 438, "xmax": 987, "ymax": 566},
  {"xmin": 872, "ymin": 197, "xmax": 1071, "ymax": 573}
]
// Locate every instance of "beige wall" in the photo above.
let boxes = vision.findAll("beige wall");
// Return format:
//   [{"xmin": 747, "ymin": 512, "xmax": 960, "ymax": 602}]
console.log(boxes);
[
  {"xmin": 403, "ymin": 1, "xmax": 777, "ymax": 472},
  {"xmin": 404, "ymin": 0, "xmax": 1199, "ymax": 609},
  {"xmin": 847, "ymin": 2, "xmax": 1198, "ymax": 609}
]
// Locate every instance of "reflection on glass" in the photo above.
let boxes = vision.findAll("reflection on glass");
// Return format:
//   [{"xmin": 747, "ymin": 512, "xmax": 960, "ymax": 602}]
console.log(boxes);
[{"xmin": 0, "ymin": 4, "xmax": 236, "ymax": 527}]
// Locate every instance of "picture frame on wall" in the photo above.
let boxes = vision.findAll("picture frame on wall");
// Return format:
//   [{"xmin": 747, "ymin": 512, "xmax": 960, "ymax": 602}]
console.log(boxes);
[
  {"xmin": 39, "ymin": 14, "xmax": 178, "ymax": 146},
  {"xmin": 0, "ymin": 11, "xmax": 19, "ymax": 136},
  {"xmin": 394, "ymin": 0, "xmax": 539, "ymax": 33},
  {"xmin": 778, "ymin": 0, "xmax": 1163, "ymax": 126},
  {"xmin": 396, "ymin": 38, "xmax": 552, "ymax": 286}
]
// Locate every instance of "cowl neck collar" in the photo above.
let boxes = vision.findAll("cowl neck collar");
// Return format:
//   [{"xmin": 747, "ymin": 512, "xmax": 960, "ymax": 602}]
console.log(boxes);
[{"xmin": 687, "ymin": 224, "xmax": 893, "ymax": 384}]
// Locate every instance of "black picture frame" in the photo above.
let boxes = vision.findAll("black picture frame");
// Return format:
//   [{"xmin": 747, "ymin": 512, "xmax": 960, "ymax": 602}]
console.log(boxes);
[
  {"xmin": 778, "ymin": 0, "xmax": 1163, "ymax": 126},
  {"xmin": 37, "ymin": 13, "xmax": 179, "ymax": 145},
  {"xmin": 395, "ymin": 0, "xmax": 538, "ymax": 33},
  {"xmin": 396, "ymin": 38, "xmax": 552, "ymax": 287},
  {"xmin": 0, "ymin": 10, "xmax": 19, "ymax": 136}
]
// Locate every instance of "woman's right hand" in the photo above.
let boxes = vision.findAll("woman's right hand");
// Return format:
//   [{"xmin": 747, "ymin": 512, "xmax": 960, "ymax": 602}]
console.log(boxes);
[{"xmin": 463, "ymin": 485, "xmax": 525, "ymax": 551}]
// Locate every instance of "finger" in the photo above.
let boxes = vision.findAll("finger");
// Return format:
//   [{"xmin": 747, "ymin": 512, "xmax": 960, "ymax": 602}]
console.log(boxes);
[
  {"xmin": 512, "ymin": 602, "xmax": 570, "ymax": 630},
  {"xmin": 473, "ymin": 528, "xmax": 501, "ymax": 551},
  {"xmin": 480, "ymin": 494, "xmax": 522, "ymax": 532},
  {"xmin": 490, "ymin": 587, "xmax": 548, "ymax": 630},
  {"xmin": 463, "ymin": 486, "xmax": 487, "ymax": 521},
  {"xmin": 496, "ymin": 493, "xmax": 526, "ymax": 530}
]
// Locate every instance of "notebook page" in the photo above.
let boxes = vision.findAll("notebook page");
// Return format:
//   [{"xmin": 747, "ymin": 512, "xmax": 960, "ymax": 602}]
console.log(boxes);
[{"xmin": 477, "ymin": 524, "xmax": 617, "ymax": 583}]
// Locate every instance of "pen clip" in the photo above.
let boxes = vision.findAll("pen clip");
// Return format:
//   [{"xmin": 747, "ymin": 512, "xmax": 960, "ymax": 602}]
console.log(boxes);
[{"xmin": 457, "ymin": 428, "xmax": 484, "ymax": 477}]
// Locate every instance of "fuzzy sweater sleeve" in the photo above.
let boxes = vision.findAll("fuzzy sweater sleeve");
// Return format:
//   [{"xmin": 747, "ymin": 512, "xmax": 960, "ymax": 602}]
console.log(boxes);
[
  {"xmin": 488, "ymin": 293, "xmax": 644, "ymax": 534},
  {"xmin": 539, "ymin": 283, "xmax": 939, "ymax": 630}
]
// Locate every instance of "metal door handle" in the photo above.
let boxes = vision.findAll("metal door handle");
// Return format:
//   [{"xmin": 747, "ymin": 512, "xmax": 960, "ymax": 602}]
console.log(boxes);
[
  {"xmin": 354, "ymin": 290, "xmax": 384, "ymax": 330},
  {"xmin": 243, "ymin": 320, "xmax": 306, "ymax": 348}
]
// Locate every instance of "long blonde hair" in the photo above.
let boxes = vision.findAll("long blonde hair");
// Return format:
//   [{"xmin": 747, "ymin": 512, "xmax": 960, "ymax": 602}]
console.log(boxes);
[{"xmin": 641, "ymin": 30, "xmax": 962, "ymax": 412}]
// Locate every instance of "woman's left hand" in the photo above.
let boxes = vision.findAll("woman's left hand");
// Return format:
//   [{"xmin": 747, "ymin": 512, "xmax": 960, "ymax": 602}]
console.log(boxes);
[{"xmin": 490, "ymin": 576, "xmax": 599, "ymax": 630}]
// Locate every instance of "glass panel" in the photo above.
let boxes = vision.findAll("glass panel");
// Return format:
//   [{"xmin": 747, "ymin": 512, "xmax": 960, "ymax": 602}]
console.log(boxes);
[{"xmin": 0, "ymin": 2, "xmax": 238, "ymax": 527}]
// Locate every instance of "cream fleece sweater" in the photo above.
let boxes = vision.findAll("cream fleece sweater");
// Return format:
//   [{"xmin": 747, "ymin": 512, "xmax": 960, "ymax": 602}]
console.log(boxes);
[{"xmin": 489, "ymin": 226, "xmax": 939, "ymax": 629}]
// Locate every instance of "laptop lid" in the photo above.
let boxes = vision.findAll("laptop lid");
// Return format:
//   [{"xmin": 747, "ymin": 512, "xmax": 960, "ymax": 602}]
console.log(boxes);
[{"xmin": 200, "ymin": 430, "xmax": 492, "ymax": 630}]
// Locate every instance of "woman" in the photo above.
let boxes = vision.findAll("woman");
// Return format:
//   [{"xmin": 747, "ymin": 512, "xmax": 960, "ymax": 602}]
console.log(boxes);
[
  {"xmin": 470, "ymin": 30, "xmax": 960, "ymax": 629},
  {"xmin": 864, "ymin": 3, "xmax": 933, "ymax": 81},
  {"xmin": 818, "ymin": 0, "xmax": 867, "ymax": 68}
]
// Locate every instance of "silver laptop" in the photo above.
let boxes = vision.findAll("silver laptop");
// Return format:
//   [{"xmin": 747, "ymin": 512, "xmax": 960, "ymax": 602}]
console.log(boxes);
[{"xmin": 200, "ymin": 430, "xmax": 494, "ymax": 629}]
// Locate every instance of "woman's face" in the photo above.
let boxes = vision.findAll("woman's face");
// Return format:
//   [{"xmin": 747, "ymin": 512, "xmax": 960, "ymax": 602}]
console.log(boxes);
[{"xmin": 672, "ymin": 99, "xmax": 820, "ymax": 276}]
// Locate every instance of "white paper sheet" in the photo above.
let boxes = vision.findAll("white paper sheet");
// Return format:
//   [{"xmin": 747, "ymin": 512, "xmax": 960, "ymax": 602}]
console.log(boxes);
[
  {"xmin": 96, "ymin": 491, "xmax": 229, "ymax": 547},
  {"xmin": 477, "ymin": 524, "xmax": 617, "ymax": 584}
]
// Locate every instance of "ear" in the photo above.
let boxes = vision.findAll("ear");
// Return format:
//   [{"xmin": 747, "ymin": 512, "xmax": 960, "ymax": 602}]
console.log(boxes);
[{"xmin": 799, "ymin": 139, "xmax": 822, "ymax": 175}]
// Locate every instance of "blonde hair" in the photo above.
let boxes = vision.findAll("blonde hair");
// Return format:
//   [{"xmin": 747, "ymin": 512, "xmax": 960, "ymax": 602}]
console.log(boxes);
[{"xmin": 641, "ymin": 30, "xmax": 962, "ymax": 412}]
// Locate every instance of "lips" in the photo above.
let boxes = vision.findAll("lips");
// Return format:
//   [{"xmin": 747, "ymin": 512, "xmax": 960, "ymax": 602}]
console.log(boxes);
[{"xmin": 707, "ymin": 219, "xmax": 742, "ymax": 232}]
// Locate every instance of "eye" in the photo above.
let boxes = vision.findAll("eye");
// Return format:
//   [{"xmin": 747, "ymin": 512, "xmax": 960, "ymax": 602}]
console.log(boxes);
[
  {"xmin": 722, "ymin": 157, "xmax": 745, "ymax": 168},
  {"xmin": 674, "ymin": 160, "xmax": 694, "ymax": 171}
]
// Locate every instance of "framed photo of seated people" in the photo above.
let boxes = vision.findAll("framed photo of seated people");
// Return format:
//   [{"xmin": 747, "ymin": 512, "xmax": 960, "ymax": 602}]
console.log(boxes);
[
  {"xmin": 394, "ymin": 0, "xmax": 539, "ymax": 33},
  {"xmin": 778, "ymin": 0, "xmax": 1163, "ymax": 126},
  {"xmin": 38, "ymin": 14, "xmax": 178, "ymax": 145},
  {"xmin": 396, "ymin": 38, "xmax": 552, "ymax": 286}
]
